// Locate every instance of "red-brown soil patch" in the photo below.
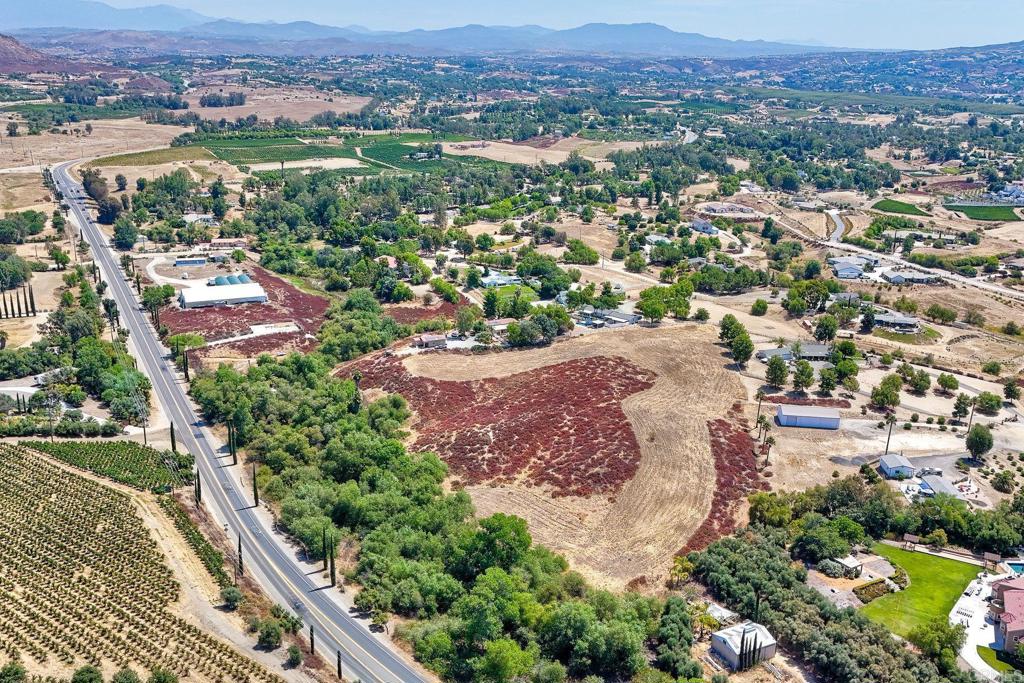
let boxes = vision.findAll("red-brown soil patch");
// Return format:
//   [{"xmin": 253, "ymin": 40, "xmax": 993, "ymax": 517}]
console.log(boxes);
[
  {"xmin": 352, "ymin": 353, "xmax": 656, "ymax": 498},
  {"xmin": 383, "ymin": 294, "xmax": 469, "ymax": 325},
  {"xmin": 160, "ymin": 266, "xmax": 328, "ymax": 341},
  {"xmin": 680, "ymin": 403, "xmax": 768, "ymax": 554}
]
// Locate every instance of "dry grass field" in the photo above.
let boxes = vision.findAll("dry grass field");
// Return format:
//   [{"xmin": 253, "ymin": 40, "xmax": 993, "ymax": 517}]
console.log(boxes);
[
  {"xmin": 0, "ymin": 172, "xmax": 51, "ymax": 211},
  {"xmin": 184, "ymin": 87, "xmax": 369, "ymax": 122},
  {"xmin": 359, "ymin": 325, "xmax": 749, "ymax": 590},
  {"xmin": 0, "ymin": 118, "xmax": 184, "ymax": 171}
]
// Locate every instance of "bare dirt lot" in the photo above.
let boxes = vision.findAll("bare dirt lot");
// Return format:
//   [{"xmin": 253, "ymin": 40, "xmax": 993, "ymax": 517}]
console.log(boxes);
[
  {"xmin": 184, "ymin": 87, "xmax": 369, "ymax": 122},
  {"xmin": 0, "ymin": 171, "xmax": 51, "ymax": 211},
  {"xmin": 352, "ymin": 325, "xmax": 751, "ymax": 591},
  {"xmin": 0, "ymin": 118, "xmax": 185, "ymax": 171}
]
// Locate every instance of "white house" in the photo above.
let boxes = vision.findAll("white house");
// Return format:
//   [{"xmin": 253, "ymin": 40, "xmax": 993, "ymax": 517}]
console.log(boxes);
[
  {"xmin": 711, "ymin": 622, "xmax": 777, "ymax": 671},
  {"xmin": 880, "ymin": 453, "xmax": 916, "ymax": 479}
]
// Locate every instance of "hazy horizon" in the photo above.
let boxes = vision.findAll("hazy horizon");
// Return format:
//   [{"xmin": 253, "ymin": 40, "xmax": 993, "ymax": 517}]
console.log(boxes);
[{"xmin": 99, "ymin": 0, "xmax": 1024, "ymax": 50}]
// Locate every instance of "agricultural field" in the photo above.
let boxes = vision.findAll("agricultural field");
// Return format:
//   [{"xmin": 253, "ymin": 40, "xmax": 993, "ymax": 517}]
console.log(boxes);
[
  {"xmin": 22, "ymin": 440, "xmax": 192, "ymax": 491},
  {"xmin": 347, "ymin": 324, "xmax": 758, "ymax": 590},
  {"xmin": 90, "ymin": 146, "xmax": 217, "ymax": 167},
  {"xmin": 0, "ymin": 444, "xmax": 283, "ymax": 682},
  {"xmin": 872, "ymin": 199, "xmax": 930, "ymax": 216},
  {"xmin": 0, "ymin": 118, "xmax": 184, "ymax": 170},
  {"xmin": 945, "ymin": 205, "xmax": 1022, "ymax": 221},
  {"xmin": 202, "ymin": 139, "xmax": 363, "ymax": 166},
  {"xmin": 859, "ymin": 543, "xmax": 978, "ymax": 637}
]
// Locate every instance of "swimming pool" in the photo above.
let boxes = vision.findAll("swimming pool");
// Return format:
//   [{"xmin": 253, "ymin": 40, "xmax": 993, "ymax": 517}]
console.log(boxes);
[{"xmin": 1009, "ymin": 562, "xmax": 1024, "ymax": 575}]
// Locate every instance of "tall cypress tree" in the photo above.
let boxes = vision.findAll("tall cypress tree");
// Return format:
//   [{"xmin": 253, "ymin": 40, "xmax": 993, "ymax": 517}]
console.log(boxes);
[{"xmin": 28, "ymin": 285, "xmax": 35, "ymax": 316}]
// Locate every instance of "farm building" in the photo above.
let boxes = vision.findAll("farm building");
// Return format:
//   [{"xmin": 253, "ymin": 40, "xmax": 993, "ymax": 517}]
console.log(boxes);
[
  {"xmin": 178, "ymin": 283, "xmax": 268, "ymax": 309},
  {"xmin": 828, "ymin": 255, "xmax": 880, "ymax": 268},
  {"xmin": 174, "ymin": 257, "xmax": 207, "ymax": 267},
  {"xmin": 880, "ymin": 453, "xmax": 916, "ymax": 479},
  {"xmin": 711, "ymin": 622, "xmax": 777, "ymax": 671},
  {"xmin": 645, "ymin": 234, "xmax": 672, "ymax": 246},
  {"xmin": 874, "ymin": 312, "xmax": 921, "ymax": 333},
  {"xmin": 833, "ymin": 264, "xmax": 864, "ymax": 280},
  {"xmin": 707, "ymin": 603, "xmax": 739, "ymax": 626},
  {"xmin": 775, "ymin": 404, "xmax": 841, "ymax": 430},
  {"xmin": 209, "ymin": 238, "xmax": 249, "ymax": 250},
  {"xmin": 414, "ymin": 334, "xmax": 448, "ymax": 349}
]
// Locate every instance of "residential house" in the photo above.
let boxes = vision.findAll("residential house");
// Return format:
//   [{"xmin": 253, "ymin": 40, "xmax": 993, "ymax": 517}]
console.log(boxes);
[
  {"xmin": 880, "ymin": 453, "xmax": 916, "ymax": 479},
  {"xmin": 874, "ymin": 312, "xmax": 921, "ymax": 334},
  {"xmin": 990, "ymin": 577, "xmax": 1024, "ymax": 650}
]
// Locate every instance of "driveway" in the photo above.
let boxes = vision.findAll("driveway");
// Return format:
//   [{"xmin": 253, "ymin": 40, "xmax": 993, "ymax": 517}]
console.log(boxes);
[{"xmin": 953, "ymin": 573, "xmax": 1007, "ymax": 681}]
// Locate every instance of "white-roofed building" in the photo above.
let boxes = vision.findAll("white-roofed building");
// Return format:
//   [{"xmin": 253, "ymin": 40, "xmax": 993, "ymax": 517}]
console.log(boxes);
[
  {"xmin": 775, "ymin": 404, "xmax": 841, "ymax": 430},
  {"xmin": 711, "ymin": 622, "xmax": 777, "ymax": 671},
  {"xmin": 178, "ymin": 283, "xmax": 268, "ymax": 309},
  {"xmin": 880, "ymin": 453, "xmax": 915, "ymax": 479}
]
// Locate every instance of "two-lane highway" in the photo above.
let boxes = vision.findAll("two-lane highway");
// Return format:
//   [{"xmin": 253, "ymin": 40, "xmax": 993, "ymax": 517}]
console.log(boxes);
[{"xmin": 52, "ymin": 161, "xmax": 424, "ymax": 683}]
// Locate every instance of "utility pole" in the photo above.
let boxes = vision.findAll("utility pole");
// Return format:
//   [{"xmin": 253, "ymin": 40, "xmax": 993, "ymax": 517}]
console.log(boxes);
[
  {"xmin": 322, "ymin": 526, "xmax": 328, "ymax": 571},
  {"xmin": 309, "ymin": 625, "xmax": 315, "ymax": 655},
  {"xmin": 252, "ymin": 461, "xmax": 259, "ymax": 506},
  {"xmin": 336, "ymin": 651, "xmax": 342, "ymax": 681},
  {"xmin": 329, "ymin": 544, "xmax": 336, "ymax": 587}
]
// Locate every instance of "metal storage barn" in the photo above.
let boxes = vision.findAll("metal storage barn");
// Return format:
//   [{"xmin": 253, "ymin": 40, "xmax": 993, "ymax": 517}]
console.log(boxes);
[
  {"xmin": 174, "ymin": 257, "xmax": 207, "ymax": 267},
  {"xmin": 775, "ymin": 404, "xmax": 841, "ymax": 430},
  {"xmin": 178, "ymin": 283, "xmax": 268, "ymax": 309},
  {"xmin": 711, "ymin": 622, "xmax": 777, "ymax": 671}
]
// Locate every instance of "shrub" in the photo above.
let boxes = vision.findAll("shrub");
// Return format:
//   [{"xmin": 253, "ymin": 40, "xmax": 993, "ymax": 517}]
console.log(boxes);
[
  {"xmin": 853, "ymin": 578, "xmax": 893, "ymax": 603},
  {"xmin": 817, "ymin": 559, "xmax": 845, "ymax": 578}
]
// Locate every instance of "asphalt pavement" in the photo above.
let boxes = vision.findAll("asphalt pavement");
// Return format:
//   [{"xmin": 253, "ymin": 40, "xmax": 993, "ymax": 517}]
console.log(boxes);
[{"xmin": 52, "ymin": 162, "xmax": 424, "ymax": 683}]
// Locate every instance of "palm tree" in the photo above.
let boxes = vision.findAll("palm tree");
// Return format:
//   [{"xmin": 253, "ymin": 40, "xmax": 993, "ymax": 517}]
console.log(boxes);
[
  {"xmin": 754, "ymin": 389, "xmax": 766, "ymax": 422},
  {"xmin": 884, "ymin": 413, "xmax": 898, "ymax": 455},
  {"xmin": 763, "ymin": 436, "xmax": 776, "ymax": 468},
  {"xmin": 755, "ymin": 413, "xmax": 769, "ymax": 440}
]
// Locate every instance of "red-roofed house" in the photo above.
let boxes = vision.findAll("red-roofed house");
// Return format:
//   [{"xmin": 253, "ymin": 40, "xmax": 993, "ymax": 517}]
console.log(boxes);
[{"xmin": 991, "ymin": 577, "xmax": 1024, "ymax": 650}]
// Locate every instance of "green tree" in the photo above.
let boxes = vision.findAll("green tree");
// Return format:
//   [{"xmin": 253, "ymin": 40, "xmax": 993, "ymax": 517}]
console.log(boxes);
[
  {"xmin": 966, "ymin": 424, "xmax": 993, "ymax": 459},
  {"xmin": 871, "ymin": 373, "xmax": 902, "ymax": 410},
  {"xmin": 115, "ymin": 174, "xmax": 128, "ymax": 192},
  {"xmin": 624, "ymin": 251, "xmax": 646, "ymax": 273},
  {"xmin": 147, "ymin": 668, "xmax": 178, "ymax": 683},
  {"xmin": 0, "ymin": 662, "xmax": 26, "ymax": 683},
  {"xmin": 730, "ymin": 333, "xmax": 754, "ymax": 366},
  {"xmin": 818, "ymin": 368, "xmax": 838, "ymax": 395},
  {"xmin": 474, "ymin": 638, "xmax": 535, "ymax": 682},
  {"xmin": 286, "ymin": 645, "xmax": 303, "ymax": 668},
  {"xmin": 111, "ymin": 670, "xmax": 141, "ymax": 683},
  {"xmin": 937, "ymin": 373, "xmax": 959, "ymax": 394},
  {"xmin": 71, "ymin": 667, "xmax": 104, "ymax": 683},
  {"xmin": 1005, "ymin": 379, "xmax": 1021, "ymax": 403},
  {"xmin": 258, "ymin": 620, "xmax": 283, "ymax": 649},
  {"xmin": 483, "ymin": 289, "xmax": 499, "ymax": 318},
  {"xmin": 636, "ymin": 297, "xmax": 666, "ymax": 324},
  {"xmin": 792, "ymin": 360, "xmax": 815, "ymax": 393},
  {"xmin": 6, "ymin": 122, "xmax": 17, "ymax": 137},
  {"xmin": 908, "ymin": 618, "xmax": 965, "ymax": 674},
  {"xmin": 221, "ymin": 585, "xmax": 244, "ymax": 610},
  {"xmin": 751, "ymin": 299, "xmax": 768, "ymax": 316},
  {"xmin": 814, "ymin": 314, "xmax": 838, "ymax": 343},
  {"xmin": 766, "ymin": 355, "xmax": 788, "ymax": 389}
]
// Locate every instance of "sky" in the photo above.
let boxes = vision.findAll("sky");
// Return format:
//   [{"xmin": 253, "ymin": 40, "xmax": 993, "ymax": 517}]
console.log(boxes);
[{"xmin": 103, "ymin": 0, "xmax": 1024, "ymax": 51}]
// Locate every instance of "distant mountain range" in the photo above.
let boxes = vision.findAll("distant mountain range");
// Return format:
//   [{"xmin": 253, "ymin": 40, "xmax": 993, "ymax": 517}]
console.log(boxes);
[{"xmin": 0, "ymin": 0, "xmax": 851, "ymax": 59}]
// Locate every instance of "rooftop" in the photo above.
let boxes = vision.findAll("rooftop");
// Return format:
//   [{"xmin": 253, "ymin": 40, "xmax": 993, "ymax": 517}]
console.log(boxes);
[
  {"xmin": 880, "ymin": 453, "xmax": 914, "ymax": 470},
  {"xmin": 713, "ymin": 622, "xmax": 776, "ymax": 654},
  {"xmin": 776, "ymin": 404, "xmax": 841, "ymax": 419}
]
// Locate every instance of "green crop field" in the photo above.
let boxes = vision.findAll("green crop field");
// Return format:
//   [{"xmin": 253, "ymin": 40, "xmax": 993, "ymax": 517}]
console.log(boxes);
[
  {"xmin": 860, "ymin": 543, "xmax": 978, "ymax": 637},
  {"xmin": 945, "ymin": 205, "xmax": 1021, "ymax": 222},
  {"xmin": 91, "ymin": 146, "xmax": 217, "ymax": 167},
  {"xmin": 872, "ymin": 199, "xmax": 931, "ymax": 216},
  {"xmin": 204, "ymin": 141, "xmax": 362, "ymax": 164}
]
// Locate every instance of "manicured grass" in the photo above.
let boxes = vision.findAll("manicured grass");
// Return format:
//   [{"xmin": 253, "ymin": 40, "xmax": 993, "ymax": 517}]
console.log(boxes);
[
  {"xmin": 872, "ymin": 325, "xmax": 941, "ymax": 345},
  {"xmin": 978, "ymin": 646, "xmax": 1021, "ymax": 674},
  {"xmin": 205, "ymin": 141, "xmax": 361, "ymax": 164},
  {"xmin": 91, "ymin": 146, "xmax": 216, "ymax": 167},
  {"xmin": 872, "ymin": 199, "xmax": 930, "ymax": 217},
  {"xmin": 945, "ymin": 205, "xmax": 1021, "ymax": 222},
  {"xmin": 496, "ymin": 285, "xmax": 538, "ymax": 303},
  {"xmin": 860, "ymin": 543, "xmax": 978, "ymax": 637}
]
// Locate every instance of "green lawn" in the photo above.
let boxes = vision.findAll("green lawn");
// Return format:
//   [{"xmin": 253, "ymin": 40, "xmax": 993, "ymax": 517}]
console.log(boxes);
[
  {"xmin": 871, "ymin": 325, "xmax": 941, "ymax": 345},
  {"xmin": 978, "ymin": 646, "xmax": 1021, "ymax": 674},
  {"xmin": 945, "ymin": 205, "xmax": 1022, "ymax": 222},
  {"xmin": 872, "ymin": 199, "xmax": 931, "ymax": 217},
  {"xmin": 860, "ymin": 543, "xmax": 978, "ymax": 637},
  {"xmin": 496, "ymin": 285, "xmax": 538, "ymax": 303}
]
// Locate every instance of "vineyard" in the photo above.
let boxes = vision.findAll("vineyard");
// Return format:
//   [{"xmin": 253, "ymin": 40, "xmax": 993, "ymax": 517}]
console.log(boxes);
[
  {"xmin": 352, "ymin": 353, "xmax": 656, "ymax": 498},
  {"xmin": 21, "ymin": 441, "xmax": 193, "ymax": 491},
  {"xmin": 157, "ymin": 496, "xmax": 232, "ymax": 589},
  {"xmin": 0, "ymin": 445, "xmax": 283, "ymax": 682}
]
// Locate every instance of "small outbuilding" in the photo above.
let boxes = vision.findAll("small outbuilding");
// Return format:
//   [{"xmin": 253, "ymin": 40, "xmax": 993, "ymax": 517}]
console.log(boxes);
[
  {"xmin": 775, "ymin": 404, "xmax": 841, "ymax": 430},
  {"xmin": 413, "ymin": 334, "xmax": 448, "ymax": 349},
  {"xmin": 711, "ymin": 622, "xmax": 777, "ymax": 671},
  {"xmin": 880, "ymin": 453, "xmax": 916, "ymax": 479}
]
